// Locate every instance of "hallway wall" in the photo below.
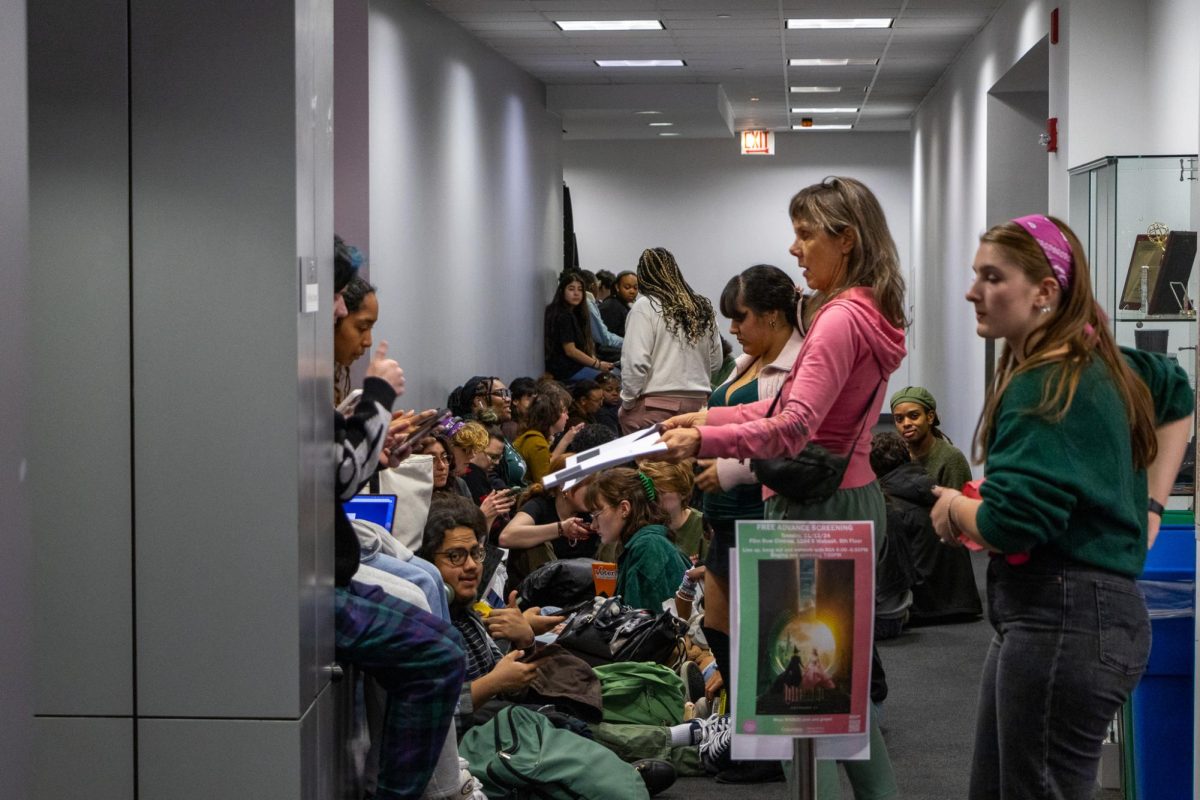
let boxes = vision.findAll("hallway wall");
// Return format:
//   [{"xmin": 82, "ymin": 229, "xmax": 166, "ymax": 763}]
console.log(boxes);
[{"xmin": 366, "ymin": 0, "xmax": 564, "ymax": 408}]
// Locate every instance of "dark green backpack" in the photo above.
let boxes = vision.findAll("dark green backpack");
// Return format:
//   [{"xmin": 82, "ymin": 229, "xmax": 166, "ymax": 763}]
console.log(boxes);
[
  {"xmin": 459, "ymin": 705, "xmax": 650, "ymax": 799},
  {"xmin": 595, "ymin": 661, "xmax": 687, "ymax": 726}
]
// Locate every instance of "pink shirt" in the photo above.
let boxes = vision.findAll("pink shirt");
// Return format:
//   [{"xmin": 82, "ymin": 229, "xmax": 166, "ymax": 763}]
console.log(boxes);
[{"xmin": 697, "ymin": 287, "xmax": 906, "ymax": 496}]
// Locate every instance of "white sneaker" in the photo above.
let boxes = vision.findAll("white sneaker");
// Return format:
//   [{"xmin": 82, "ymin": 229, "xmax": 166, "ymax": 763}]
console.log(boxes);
[{"xmin": 457, "ymin": 757, "xmax": 487, "ymax": 799}]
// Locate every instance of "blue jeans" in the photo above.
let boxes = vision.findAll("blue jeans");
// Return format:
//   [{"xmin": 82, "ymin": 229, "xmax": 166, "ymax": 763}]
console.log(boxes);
[
  {"xmin": 970, "ymin": 553, "xmax": 1150, "ymax": 799},
  {"xmin": 567, "ymin": 365, "xmax": 601, "ymax": 382}
]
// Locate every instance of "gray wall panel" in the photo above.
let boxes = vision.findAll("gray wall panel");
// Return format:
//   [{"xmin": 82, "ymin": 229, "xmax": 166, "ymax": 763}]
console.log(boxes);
[
  {"xmin": 34, "ymin": 718, "xmax": 134, "ymax": 800},
  {"xmin": 131, "ymin": 0, "xmax": 302, "ymax": 718},
  {"xmin": 138, "ymin": 714, "xmax": 307, "ymax": 800},
  {"xmin": 1, "ymin": 1, "xmax": 32, "ymax": 796},
  {"xmin": 28, "ymin": 0, "xmax": 134, "ymax": 716}
]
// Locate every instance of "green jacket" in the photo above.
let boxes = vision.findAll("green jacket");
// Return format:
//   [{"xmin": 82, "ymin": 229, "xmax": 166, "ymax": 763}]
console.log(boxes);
[
  {"xmin": 616, "ymin": 525, "xmax": 691, "ymax": 610},
  {"xmin": 976, "ymin": 348, "xmax": 1192, "ymax": 576}
]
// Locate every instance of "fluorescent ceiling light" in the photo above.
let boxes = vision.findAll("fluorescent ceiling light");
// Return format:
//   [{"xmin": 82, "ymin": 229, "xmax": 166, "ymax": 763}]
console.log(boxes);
[
  {"xmin": 557, "ymin": 20, "xmax": 664, "ymax": 31},
  {"xmin": 648, "ymin": 122, "xmax": 674, "ymax": 127},
  {"xmin": 658, "ymin": 132, "xmax": 680, "ymax": 137},
  {"xmin": 634, "ymin": 110, "xmax": 663, "ymax": 115},
  {"xmin": 787, "ymin": 18, "xmax": 892, "ymax": 29},
  {"xmin": 792, "ymin": 124, "xmax": 853, "ymax": 130},
  {"xmin": 791, "ymin": 107, "xmax": 858, "ymax": 113},
  {"xmin": 789, "ymin": 58, "xmax": 878, "ymax": 66},
  {"xmin": 596, "ymin": 59, "xmax": 685, "ymax": 67},
  {"xmin": 791, "ymin": 86, "xmax": 842, "ymax": 93}
]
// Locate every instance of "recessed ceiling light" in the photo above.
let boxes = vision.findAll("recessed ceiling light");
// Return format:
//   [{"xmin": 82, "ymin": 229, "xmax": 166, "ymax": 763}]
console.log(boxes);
[
  {"xmin": 789, "ymin": 58, "xmax": 878, "ymax": 66},
  {"xmin": 648, "ymin": 122, "xmax": 674, "ymax": 127},
  {"xmin": 596, "ymin": 59, "xmax": 686, "ymax": 67},
  {"xmin": 791, "ymin": 107, "xmax": 858, "ymax": 113},
  {"xmin": 749, "ymin": 96, "xmax": 760, "ymax": 102},
  {"xmin": 658, "ymin": 132, "xmax": 680, "ymax": 136},
  {"xmin": 791, "ymin": 86, "xmax": 842, "ymax": 93},
  {"xmin": 716, "ymin": 14, "xmax": 732, "ymax": 19},
  {"xmin": 787, "ymin": 18, "xmax": 892, "ymax": 29},
  {"xmin": 634, "ymin": 110, "xmax": 663, "ymax": 115},
  {"xmin": 792, "ymin": 124, "xmax": 853, "ymax": 130},
  {"xmin": 556, "ymin": 20, "xmax": 664, "ymax": 31}
]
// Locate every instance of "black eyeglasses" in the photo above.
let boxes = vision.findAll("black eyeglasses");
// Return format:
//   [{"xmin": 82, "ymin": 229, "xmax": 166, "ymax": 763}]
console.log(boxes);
[
  {"xmin": 435, "ymin": 545, "xmax": 486, "ymax": 567},
  {"xmin": 491, "ymin": 389, "xmax": 512, "ymax": 401}
]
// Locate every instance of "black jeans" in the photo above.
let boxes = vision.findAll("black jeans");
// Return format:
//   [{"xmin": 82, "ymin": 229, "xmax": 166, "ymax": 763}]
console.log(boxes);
[{"xmin": 970, "ymin": 552, "xmax": 1150, "ymax": 799}]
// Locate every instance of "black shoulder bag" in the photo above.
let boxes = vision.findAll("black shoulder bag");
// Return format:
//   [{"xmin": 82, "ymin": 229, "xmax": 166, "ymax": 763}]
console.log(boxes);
[{"xmin": 750, "ymin": 373, "xmax": 886, "ymax": 506}]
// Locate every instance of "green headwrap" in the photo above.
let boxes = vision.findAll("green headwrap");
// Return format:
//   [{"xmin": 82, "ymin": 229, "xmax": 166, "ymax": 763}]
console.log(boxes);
[{"xmin": 889, "ymin": 386, "xmax": 936, "ymax": 412}]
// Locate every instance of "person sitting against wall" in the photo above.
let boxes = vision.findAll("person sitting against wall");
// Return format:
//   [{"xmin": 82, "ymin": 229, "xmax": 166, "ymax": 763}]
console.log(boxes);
[
  {"xmin": 619, "ymin": 248, "xmax": 723, "ymax": 434},
  {"xmin": 586, "ymin": 467, "xmax": 690, "ymax": 612},
  {"xmin": 498, "ymin": 458, "xmax": 596, "ymax": 587},
  {"xmin": 601, "ymin": 270, "xmax": 638, "ymax": 337},
  {"xmin": 502, "ymin": 377, "xmax": 538, "ymax": 442},
  {"xmin": 593, "ymin": 372, "xmax": 622, "ymax": 434},
  {"xmin": 595, "ymin": 269, "xmax": 617, "ymax": 303},
  {"xmin": 888, "ymin": 385, "xmax": 981, "ymax": 623},
  {"xmin": 329, "ymin": 235, "xmax": 466, "ymax": 800},
  {"xmin": 418, "ymin": 495, "xmax": 556, "ymax": 708},
  {"xmin": 449, "ymin": 375, "xmax": 527, "ymax": 490},
  {"xmin": 544, "ymin": 272, "xmax": 614, "ymax": 382},
  {"xmin": 580, "ymin": 269, "xmax": 623, "ymax": 363},
  {"xmin": 333, "ymin": 275, "xmax": 378, "ymax": 406},
  {"xmin": 513, "ymin": 387, "xmax": 582, "ymax": 485}
]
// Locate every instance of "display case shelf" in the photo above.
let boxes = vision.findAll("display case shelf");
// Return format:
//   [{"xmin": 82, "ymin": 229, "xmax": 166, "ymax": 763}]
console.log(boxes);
[{"xmin": 1070, "ymin": 155, "xmax": 1199, "ymax": 502}]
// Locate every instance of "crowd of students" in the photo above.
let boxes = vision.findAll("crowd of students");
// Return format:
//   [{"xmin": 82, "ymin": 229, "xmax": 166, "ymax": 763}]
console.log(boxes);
[{"xmin": 329, "ymin": 176, "xmax": 1193, "ymax": 800}]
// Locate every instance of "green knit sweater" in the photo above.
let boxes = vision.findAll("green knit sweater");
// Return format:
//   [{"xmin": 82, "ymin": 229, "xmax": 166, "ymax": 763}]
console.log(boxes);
[
  {"xmin": 616, "ymin": 525, "xmax": 691, "ymax": 611},
  {"xmin": 976, "ymin": 348, "xmax": 1192, "ymax": 576}
]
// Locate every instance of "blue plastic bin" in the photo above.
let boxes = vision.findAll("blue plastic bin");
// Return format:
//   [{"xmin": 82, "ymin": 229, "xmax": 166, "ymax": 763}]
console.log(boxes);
[{"xmin": 1131, "ymin": 524, "xmax": 1195, "ymax": 800}]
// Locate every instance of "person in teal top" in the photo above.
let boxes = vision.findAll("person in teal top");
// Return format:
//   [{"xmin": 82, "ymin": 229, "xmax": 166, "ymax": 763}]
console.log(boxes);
[
  {"xmin": 931, "ymin": 215, "xmax": 1194, "ymax": 800},
  {"xmin": 586, "ymin": 467, "xmax": 690, "ymax": 611}
]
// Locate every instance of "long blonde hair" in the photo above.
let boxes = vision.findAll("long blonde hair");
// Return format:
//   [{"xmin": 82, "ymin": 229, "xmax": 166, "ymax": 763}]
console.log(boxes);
[
  {"xmin": 788, "ymin": 176, "xmax": 907, "ymax": 329},
  {"xmin": 972, "ymin": 217, "xmax": 1157, "ymax": 469}
]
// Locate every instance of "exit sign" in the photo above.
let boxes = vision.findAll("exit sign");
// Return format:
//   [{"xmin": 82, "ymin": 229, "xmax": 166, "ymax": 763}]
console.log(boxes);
[{"xmin": 740, "ymin": 130, "xmax": 774, "ymax": 155}]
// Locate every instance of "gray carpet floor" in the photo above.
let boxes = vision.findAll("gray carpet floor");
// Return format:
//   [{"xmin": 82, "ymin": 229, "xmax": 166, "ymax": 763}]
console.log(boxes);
[{"xmin": 659, "ymin": 552, "xmax": 1124, "ymax": 799}]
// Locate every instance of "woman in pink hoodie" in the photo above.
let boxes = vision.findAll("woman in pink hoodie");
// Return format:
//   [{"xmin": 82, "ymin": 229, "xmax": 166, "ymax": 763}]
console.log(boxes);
[{"xmin": 662, "ymin": 176, "xmax": 907, "ymax": 800}]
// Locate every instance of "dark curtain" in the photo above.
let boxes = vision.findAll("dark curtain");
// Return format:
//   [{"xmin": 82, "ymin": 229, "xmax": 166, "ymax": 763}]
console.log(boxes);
[{"xmin": 562, "ymin": 184, "xmax": 579, "ymax": 277}]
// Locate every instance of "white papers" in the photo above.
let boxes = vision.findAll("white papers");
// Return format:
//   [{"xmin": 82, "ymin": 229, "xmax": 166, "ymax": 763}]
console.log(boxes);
[{"xmin": 541, "ymin": 424, "xmax": 667, "ymax": 489}]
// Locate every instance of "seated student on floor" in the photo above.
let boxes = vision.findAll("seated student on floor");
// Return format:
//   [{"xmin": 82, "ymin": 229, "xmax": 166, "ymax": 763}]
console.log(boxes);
[
  {"xmin": 639, "ymin": 460, "xmax": 709, "ymax": 563},
  {"xmin": 503, "ymin": 377, "xmax": 538, "ymax": 442},
  {"xmin": 419, "ymin": 495, "xmax": 563, "ymax": 709},
  {"xmin": 586, "ymin": 467, "xmax": 690, "ymax": 612},
  {"xmin": 426, "ymin": 499, "xmax": 729, "ymax": 794},
  {"xmin": 568, "ymin": 379, "xmax": 605, "ymax": 429},
  {"xmin": 499, "ymin": 456, "xmax": 596, "ymax": 585},
  {"xmin": 593, "ymin": 371, "xmax": 622, "ymax": 434},
  {"xmin": 513, "ymin": 387, "xmax": 582, "ymax": 485},
  {"xmin": 545, "ymin": 271, "xmax": 615, "ymax": 382}
]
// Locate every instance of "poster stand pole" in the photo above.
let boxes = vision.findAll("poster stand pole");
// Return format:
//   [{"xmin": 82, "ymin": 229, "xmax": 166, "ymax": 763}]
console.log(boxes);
[{"xmin": 790, "ymin": 738, "xmax": 817, "ymax": 800}]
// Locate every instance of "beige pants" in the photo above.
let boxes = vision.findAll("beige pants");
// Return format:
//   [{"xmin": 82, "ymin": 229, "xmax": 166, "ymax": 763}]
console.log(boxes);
[{"xmin": 618, "ymin": 392, "xmax": 707, "ymax": 435}]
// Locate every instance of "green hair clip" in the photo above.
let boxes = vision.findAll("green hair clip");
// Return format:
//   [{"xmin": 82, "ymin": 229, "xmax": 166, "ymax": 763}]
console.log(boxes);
[{"xmin": 636, "ymin": 471, "xmax": 657, "ymax": 502}]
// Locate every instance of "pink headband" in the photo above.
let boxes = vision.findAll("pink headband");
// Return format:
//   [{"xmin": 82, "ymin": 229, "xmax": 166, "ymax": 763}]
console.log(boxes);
[{"xmin": 1012, "ymin": 214, "xmax": 1074, "ymax": 290}]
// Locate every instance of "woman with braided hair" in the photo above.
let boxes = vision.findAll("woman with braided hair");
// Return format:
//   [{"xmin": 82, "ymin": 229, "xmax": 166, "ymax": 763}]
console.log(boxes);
[{"xmin": 619, "ymin": 247, "xmax": 723, "ymax": 434}]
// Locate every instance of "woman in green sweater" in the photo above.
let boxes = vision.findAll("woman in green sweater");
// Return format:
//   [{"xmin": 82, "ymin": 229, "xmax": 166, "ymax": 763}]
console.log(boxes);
[
  {"xmin": 586, "ymin": 467, "xmax": 690, "ymax": 611},
  {"xmin": 930, "ymin": 214, "xmax": 1193, "ymax": 800}
]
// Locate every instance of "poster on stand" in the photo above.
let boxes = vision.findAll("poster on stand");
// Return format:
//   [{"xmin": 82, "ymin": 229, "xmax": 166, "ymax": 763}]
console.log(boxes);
[{"xmin": 729, "ymin": 519, "xmax": 875, "ymax": 758}]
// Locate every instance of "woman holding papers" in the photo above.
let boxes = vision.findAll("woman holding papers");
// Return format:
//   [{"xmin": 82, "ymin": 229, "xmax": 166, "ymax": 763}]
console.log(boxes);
[{"xmin": 660, "ymin": 176, "xmax": 906, "ymax": 800}]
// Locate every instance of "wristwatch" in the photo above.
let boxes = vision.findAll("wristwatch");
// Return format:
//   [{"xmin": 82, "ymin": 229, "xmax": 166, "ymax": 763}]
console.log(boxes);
[{"xmin": 1148, "ymin": 498, "xmax": 1165, "ymax": 517}]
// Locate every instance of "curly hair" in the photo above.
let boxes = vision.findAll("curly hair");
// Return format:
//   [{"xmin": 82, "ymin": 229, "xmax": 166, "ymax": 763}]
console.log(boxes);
[
  {"xmin": 635, "ymin": 248, "xmax": 717, "ymax": 346},
  {"xmin": 418, "ymin": 494, "xmax": 487, "ymax": 562},
  {"xmin": 869, "ymin": 431, "xmax": 910, "ymax": 478},
  {"xmin": 451, "ymin": 420, "xmax": 490, "ymax": 455}
]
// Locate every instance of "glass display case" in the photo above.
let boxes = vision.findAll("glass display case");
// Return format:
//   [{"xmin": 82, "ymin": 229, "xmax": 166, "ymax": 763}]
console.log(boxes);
[{"xmin": 1069, "ymin": 154, "xmax": 1199, "ymax": 505}]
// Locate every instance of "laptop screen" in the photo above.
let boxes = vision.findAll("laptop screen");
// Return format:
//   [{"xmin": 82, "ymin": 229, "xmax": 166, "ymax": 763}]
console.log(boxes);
[{"xmin": 343, "ymin": 494, "xmax": 397, "ymax": 532}]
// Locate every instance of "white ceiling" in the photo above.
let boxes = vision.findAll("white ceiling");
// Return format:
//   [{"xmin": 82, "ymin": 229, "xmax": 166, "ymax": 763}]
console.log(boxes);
[{"xmin": 423, "ymin": 0, "xmax": 1006, "ymax": 139}]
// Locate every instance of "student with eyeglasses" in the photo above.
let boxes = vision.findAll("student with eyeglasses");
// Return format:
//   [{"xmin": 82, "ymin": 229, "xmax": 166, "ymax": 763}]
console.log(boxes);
[
  {"xmin": 419, "ymin": 496, "xmax": 564, "ymax": 710},
  {"xmin": 450, "ymin": 375, "xmax": 528, "ymax": 490}
]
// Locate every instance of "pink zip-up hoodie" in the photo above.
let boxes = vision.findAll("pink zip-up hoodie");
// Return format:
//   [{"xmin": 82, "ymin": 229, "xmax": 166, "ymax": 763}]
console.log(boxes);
[{"xmin": 697, "ymin": 286, "xmax": 906, "ymax": 498}]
